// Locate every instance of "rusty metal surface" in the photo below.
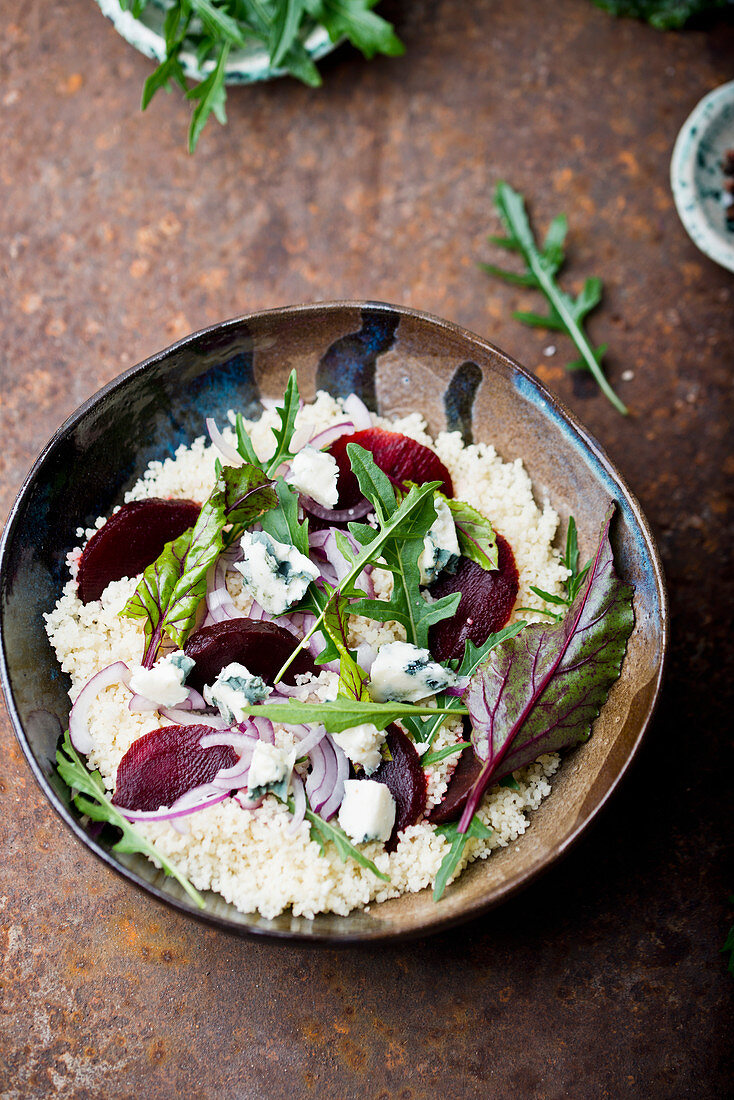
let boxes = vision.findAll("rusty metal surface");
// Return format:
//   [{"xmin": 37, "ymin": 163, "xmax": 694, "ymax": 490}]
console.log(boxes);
[{"xmin": 1, "ymin": 0, "xmax": 732, "ymax": 1096}]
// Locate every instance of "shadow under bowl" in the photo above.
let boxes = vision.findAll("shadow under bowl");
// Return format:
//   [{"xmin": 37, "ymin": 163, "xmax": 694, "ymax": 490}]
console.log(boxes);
[{"xmin": 0, "ymin": 301, "xmax": 667, "ymax": 943}]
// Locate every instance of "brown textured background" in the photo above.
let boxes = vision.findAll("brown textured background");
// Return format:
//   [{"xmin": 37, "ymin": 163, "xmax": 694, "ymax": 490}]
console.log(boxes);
[{"xmin": 1, "ymin": 1, "xmax": 732, "ymax": 1096}]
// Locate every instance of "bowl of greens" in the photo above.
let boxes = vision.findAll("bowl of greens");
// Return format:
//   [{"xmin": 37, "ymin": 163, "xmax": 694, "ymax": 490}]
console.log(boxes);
[
  {"xmin": 94, "ymin": 0, "xmax": 404, "ymax": 150},
  {"xmin": 0, "ymin": 301, "xmax": 668, "ymax": 942}
]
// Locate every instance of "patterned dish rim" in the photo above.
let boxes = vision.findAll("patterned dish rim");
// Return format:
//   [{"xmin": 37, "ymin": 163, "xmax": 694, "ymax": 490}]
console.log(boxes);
[{"xmin": 670, "ymin": 79, "xmax": 734, "ymax": 273}]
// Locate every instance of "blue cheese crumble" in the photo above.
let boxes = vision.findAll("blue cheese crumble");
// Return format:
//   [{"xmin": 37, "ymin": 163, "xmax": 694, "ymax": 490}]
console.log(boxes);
[
  {"xmin": 235, "ymin": 530, "xmax": 319, "ymax": 615},
  {"xmin": 418, "ymin": 497, "xmax": 460, "ymax": 585},
  {"xmin": 332, "ymin": 722, "xmax": 386, "ymax": 775},
  {"xmin": 369, "ymin": 641, "xmax": 458, "ymax": 703},
  {"xmin": 287, "ymin": 445, "xmax": 339, "ymax": 508},
  {"xmin": 247, "ymin": 741, "xmax": 296, "ymax": 801},
  {"xmin": 203, "ymin": 661, "xmax": 272, "ymax": 724},
  {"xmin": 128, "ymin": 650, "xmax": 193, "ymax": 707},
  {"xmin": 337, "ymin": 779, "xmax": 396, "ymax": 844}
]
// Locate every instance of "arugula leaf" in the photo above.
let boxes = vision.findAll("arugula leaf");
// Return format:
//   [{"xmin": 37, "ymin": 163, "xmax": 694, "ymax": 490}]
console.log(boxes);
[
  {"xmin": 400, "ymin": 621, "xmax": 527, "ymax": 745},
  {"xmin": 56, "ymin": 730, "xmax": 205, "ymax": 908},
  {"xmin": 433, "ymin": 815, "xmax": 492, "ymax": 901},
  {"xmin": 259, "ymin": 476, "xmax": 310, "ymax": 556},
  {"xmin": 346, "ymin": 444, "xmax": 461, "ymax": 647},
  {"xmin": 132, "ymin": 1, "xmax": 403, "ymax": 150},
  {"xmin": 231, "ymin": 696, "xmax": 467, "ymax": 734},
  {"xmin": 186, "ymin": 41, "xmax": 230, "ymax": 154},
  {"xmin": 443, "ymin": 497, "xmax": 498, "ymax": 571},
  {"xmin": 322, "ymin": 595, "xmax": 369, "ymax": 700},
  {"xmin": 421, "ymin": 742, "xmax": 469, "ymax": 766},
  {"xmin": 308, "ymin": 0, "xmax": 404, "ymax": 57},
  {"xmin": 304, "ymin": 806, "xmax": 390, "ymax": 881},
  {"xmin": 266, "ymin": 369, "xmax": 301, "ymax": 476},
  {"xmin": 459, "ymin": 503, "xmax": 635, "ymax": 832},
  {"xmin": 517, "ymin": 515, "xmax": 592, "ymax": 621},
  {"xmin": 273, "ymin": 459, "xmax": 445, "ymax": 683},
  {"xmin": 121, "ymin": 464, "xmax": 276, "ymax": 662},
  {"xmin": 270, "ymin": 0, "xmax": 306, "ymax": 66},
  {"xmin": 234, "ymin": 412, "xmax": 262, "ymax": 466},
  {"xmin": 481, "ymin": 181, "xmax": 628, "ymax": 415}
]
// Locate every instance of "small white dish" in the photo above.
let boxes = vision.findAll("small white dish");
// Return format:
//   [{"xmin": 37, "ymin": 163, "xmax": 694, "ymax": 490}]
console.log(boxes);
[{"xmin": 671, "ymin": 80, "xmax": 734, "ymax": 273}]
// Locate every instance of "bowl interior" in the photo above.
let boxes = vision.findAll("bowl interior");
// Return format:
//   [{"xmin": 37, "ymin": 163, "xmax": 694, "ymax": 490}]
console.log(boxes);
[{"xmin": 0, "ymin": 302, "xmax": 667, "ymax": 942}]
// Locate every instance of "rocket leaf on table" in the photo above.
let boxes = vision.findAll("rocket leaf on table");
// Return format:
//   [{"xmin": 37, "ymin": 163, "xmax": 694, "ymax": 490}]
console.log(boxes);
[
  {"xmin": 480, "ymin": 181, "xmax": 628, "ymax": 415},
  {"xmin": 121, "ymin": 463, "xmax": 276, "ymax": 664},
  {"xmin": 345, "ymin": 444, "xmax": 462, "ymax": 648},
  {"xmin": 456, "ymin": 502, "xmax": 635, "ymax": 833}
]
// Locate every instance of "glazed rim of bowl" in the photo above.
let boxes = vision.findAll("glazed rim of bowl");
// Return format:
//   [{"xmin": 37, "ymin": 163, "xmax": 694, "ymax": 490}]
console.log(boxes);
[
  {"xmin": 0, "ymin": 301, "xmax": 668, "ymax": 943},
  {"xmin": 670, "ymin": 79, "xmax": 734, "ymax": 274}
]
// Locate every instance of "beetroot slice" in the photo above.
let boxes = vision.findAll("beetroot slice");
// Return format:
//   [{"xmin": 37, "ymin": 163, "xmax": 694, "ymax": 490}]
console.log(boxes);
[
  {"xmin": 366, "ymin": 725, "xmax": 427, "ymax": 852},
  {"xmin": 427, "ymin": 534, "xmax": 519, "ymax": 662},
  {"xmin": 114, "ymin": 724, "xmax": 237, "ymax": 811},
  {"xmin": 184, "ymin": 619, "xmax": 318, "ymax": 693},
  {"xmin": 328, "ymin": 427, "xmax": 454, "ymax": 511},
  {"xmin": 427, "ymin": 740, "xmax": 483, "ymax": 825},
  {"xmin": 77, "ymin": 498, "xmax": 201, "ymax": 603}
]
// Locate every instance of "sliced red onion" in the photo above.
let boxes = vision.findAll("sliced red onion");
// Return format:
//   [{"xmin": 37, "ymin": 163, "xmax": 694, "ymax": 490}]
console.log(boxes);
[
  {"xmin": 251, "ymin": 716, "xmax": 275, "ymax": 743},
  {"xmin": 185, "ymin": 687, "xmax": 208, "ymax": 710},
  {"xmin": 199, "ymin": 730, "xmax": 259, "ymax": 752},
  {"xmin": 115, "ymin": 786, "xmax": 229, "ymax": 824},
  {"xmin": 319, "ymin": 738, "xmax": 349, "ymax": 821},
  {"xmin": 206, "ymin": 417, "xmax": 244, "ymax": 467},
  {"xmin": 294, "ymin": 723, "xmax": 327, "ymax": 756},
  {"xmin": 288, "ymin": 773, "xmax": 307, "ymax": 834},
  {"xmin": 305, "ymin": 733, "xmax": 347, "ymax": 819},
  {"xmin": 308, "ymin": 528, "xmax": 373, "ymax": 597},
  {"xmin": 234, "ymin": 792, "xmax": 265, "ymax": 811},
  {"xmin": 205, "ymin": 546, "xmax": 244, "ymax": 623},
  {"xmin": 158, "ymin": 707, "xmax": 229, "ymax": 728},
  {"xmin": 128, "ymin": 693, "xmax": 158, "ymax": 714},
  {"xmin": 300, "ymin": 495, "xmax": 373, "ymax": 525},
  {"xmin": 69, "ymin": 661, "xmax": 130, "ymax": 754},
  {"xmin": 304, "ymin": 420, "xmax": 354, "ymax": 450},
  {"xmin": 343, "ymin": 393, "xmax": 373, "ymax": 430}
]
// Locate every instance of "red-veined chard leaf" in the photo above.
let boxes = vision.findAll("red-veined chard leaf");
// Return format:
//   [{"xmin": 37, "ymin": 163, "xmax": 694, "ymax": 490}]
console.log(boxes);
[
  {"xmin": 458, "ymin": 502, "xmax": 634, "ymax": 832},
  {"xmin": 121, "ymin": 463, "xmax": 276, "ymax": 663}
]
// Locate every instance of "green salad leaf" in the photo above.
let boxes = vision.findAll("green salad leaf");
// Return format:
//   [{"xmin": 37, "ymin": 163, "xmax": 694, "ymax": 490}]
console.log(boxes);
[
  {"xmin": 303, "ymin": 805, "xmax": 390, "ymax": 882},
  {"xmin": 56, "ymin": 730, "xmax": 205, "ymax": 908},
  {"xmin": 346, "ymin": 444, "xmax": 462, "ymax": 648},
  {"xmin": 433, "ymin": 815, "xmax": 493, "ymax": 902},
  {"xmin": 233, "ymin": 695, "xmax": 467, "ymax": 733},
  {"xmin": 443, "ymin": 497, "xmax": 498, "ymax": 570},
  {"xmin": 481, "ymin": 181, "xmax": 628, "ymax": 415},
  {"xmin": 121, "ymin": 463, "xmax": 276, "ymax": 662},
  {"xmin": 123, "ymin": 0, "xmax": 404, "ymax": 150}
]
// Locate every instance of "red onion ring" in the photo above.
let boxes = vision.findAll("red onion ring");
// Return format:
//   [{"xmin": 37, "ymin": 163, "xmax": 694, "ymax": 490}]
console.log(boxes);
[
  {"xmin": 288, "ymin": 773, "xmax": 307, "ymax": 834},
  {"xmin": 234, "ymin": 792, "xmax": 265, "ymax": 811},
  {"xmin": 294, "ymin": 724, "xmax": 327, "ymax": 756},
  {"xmin": 206, "ymin": 417, "xmax": 244, "ymax": 467},
  {"xmin": 300, "ymin": 495, "xmax": 373, "ymax": 525},
  {"xmin": 115, "ymin": 786, "xmax": 229, "ymax": 824},
  {"xmin": 158, "ymin": 708, "xmax": 229, "ymax": 728},
  {"xmin": 69, "ymin": 661, "xmax": 130, "ymax": 754},
  {"xmin": 306, "ymin": 733, "xmax": 348, "ymax": 819},
  {"xmin": 303, "ymin": 420, "xmax": 354, "ymax": 450}
]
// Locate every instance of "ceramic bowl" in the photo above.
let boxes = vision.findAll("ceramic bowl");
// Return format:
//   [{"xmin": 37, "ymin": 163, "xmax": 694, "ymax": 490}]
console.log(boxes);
[
  {"xmin": 0, "ymin": 301, "xmax": 667, "ymax": 942},
  {"xmin": 94, "ymin": 0, "xmax": 336, "ymax": 84},
  {"xmin": 671, "ymin": 80, "xmax": 734, "ymax": 273}
]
